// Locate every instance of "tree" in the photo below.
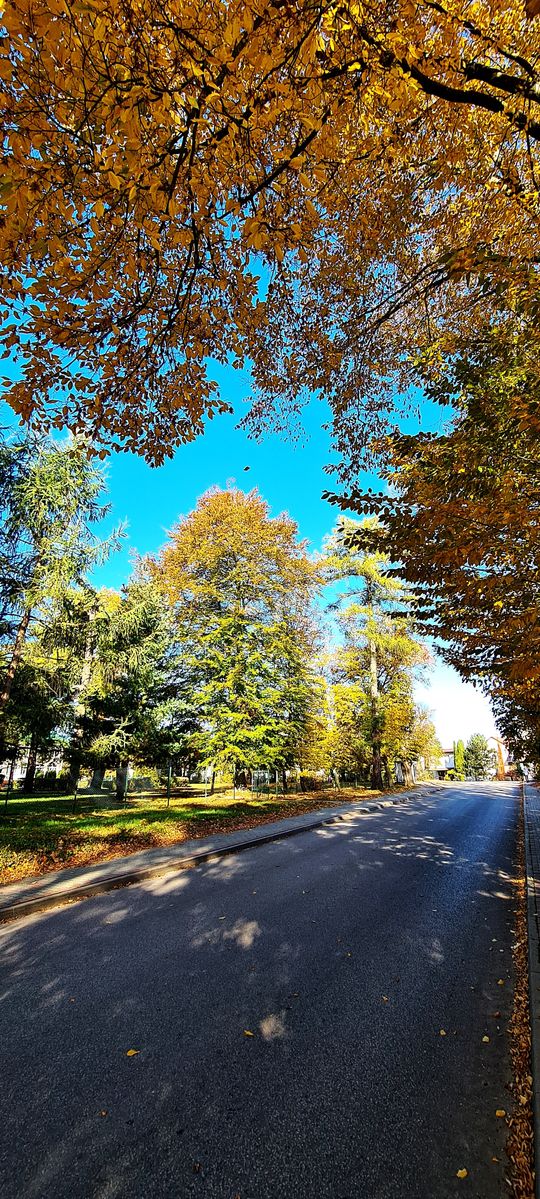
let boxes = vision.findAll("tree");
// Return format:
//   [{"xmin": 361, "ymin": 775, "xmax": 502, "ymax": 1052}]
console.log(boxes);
[
  {"xmin": 321, "ymin": 682, "xmax": 370, "ymax": 784},
  {"xmin": 323, "ymin": 517, "xmax": 430, "ymax": 787},
  {"xmin": 454, "ymin": 739, "xmax": 466, "ymax": 778},
  {"xmin": 0, "ymin": 657, "xmax": 69, "ymax": 794},
  {"xmin": 70, "ymin": 579, "xmax": 182, "ymax": 800},
  {"xmin": 0, "ymin": 434, "xmax": 118, "ymax": 714},
  {"xmin": 151, "ymin": 488, "xmax": 320, "ymax": 786},
  {"xmin": 329, "ymin": 323, "xmax": 540, "ymax": 769},
  {"xmin": 463, "ymin": 734, "xmax": 495, "ymax": 781},
  {"xmin": 2, "ymin": 1, "xmax": 540, "ymax": 458}
]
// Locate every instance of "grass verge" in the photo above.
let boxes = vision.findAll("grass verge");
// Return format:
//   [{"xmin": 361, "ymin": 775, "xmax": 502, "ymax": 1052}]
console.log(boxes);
[{"xmin": 0, "ymin": 785, "xmax": 383, "ymax": 885}]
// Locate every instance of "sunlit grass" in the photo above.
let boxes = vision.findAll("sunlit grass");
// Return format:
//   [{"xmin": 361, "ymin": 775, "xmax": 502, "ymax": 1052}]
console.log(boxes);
[{"xmin": 0, "ymin": 783, "xmax": 380, "ymax": 884}]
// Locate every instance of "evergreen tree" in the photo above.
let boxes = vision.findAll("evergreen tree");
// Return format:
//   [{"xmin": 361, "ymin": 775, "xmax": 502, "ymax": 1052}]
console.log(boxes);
[
  {"xmin": 0, "ymin": 432, "xmax": 119, "ymax": 713},
  {"xmin": 454, "ymin": 739, "xmax": 466, "ymax": 778},
  {"xmin": 463, "ymin": 734, "xmax": 495, "ymax": 781}
]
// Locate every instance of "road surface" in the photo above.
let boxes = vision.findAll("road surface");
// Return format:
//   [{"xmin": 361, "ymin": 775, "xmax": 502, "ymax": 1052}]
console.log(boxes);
[{"xmin": 0, "ymin": 782, "xmax": 520, "ymax": 1199}]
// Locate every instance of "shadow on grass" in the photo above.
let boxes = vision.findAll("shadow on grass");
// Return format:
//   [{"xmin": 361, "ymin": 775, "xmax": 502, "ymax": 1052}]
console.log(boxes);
[{"xmin": 0, "ymin": 789, "xmax": 377, "ymax": 882}]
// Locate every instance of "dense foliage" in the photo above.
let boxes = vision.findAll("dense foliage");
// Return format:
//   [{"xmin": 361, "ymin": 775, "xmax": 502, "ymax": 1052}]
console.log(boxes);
[
  {"xmin": 1, "ymin": 0, "xmax": 540, "ymax": 463},
  {"xmin": 0, "ymin": 440, "xmax": 441, "ymax": 792}
]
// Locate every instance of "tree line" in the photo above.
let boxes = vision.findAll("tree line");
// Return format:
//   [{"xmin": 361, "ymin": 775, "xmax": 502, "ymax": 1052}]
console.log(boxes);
[{"xmin": 0, "ymin": 433, "xmax": 442, "ymax": 799}]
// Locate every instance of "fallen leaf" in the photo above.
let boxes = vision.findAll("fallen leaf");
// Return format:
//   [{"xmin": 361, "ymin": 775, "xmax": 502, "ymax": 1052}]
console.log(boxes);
[
  {"xmin": 456, "ymin": 1168, "xmax": 468, "ymax": 1179},
  {"xmin": 99, "ymin": 1110, "xmax": 108, "ymax": 1117},
  {"xmin": 192, "ymin": 1162, "xmax": 202, "ymax": 1173},
  {"xmin": 492, "ymin": 1156, "xmax": 500, "ymax": 1163},
  {"xmin": 382, "ymin": 996, "xmax": 389, "ymax": 1002},
  {"xmin": 482, "ymin": 1036, "xmax": 490, "ymax": 1043},
  {"xmin": 126, "ymin": 1049, "xmax": 139, "ymax": 1057},
  {"xmin": 495, "ymin": 1109, "xmax": 506, "ymax": 1118},
  {"xmin": 243, "ymin": 1029, "xmax": 254, "ymax": 1037},
  {"xmin": 440, "ymin": 1029, "xmax": 447, "ymax": 1036},
  {"xmin": 497, "ymin": 979, "xmax": 505, "ymax": 986}
]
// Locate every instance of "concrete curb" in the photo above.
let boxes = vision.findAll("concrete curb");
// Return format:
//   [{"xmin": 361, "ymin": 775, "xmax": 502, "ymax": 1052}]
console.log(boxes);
[
  {"xmin": 0, "ymin": 785, "xmax": 436, "ymax": 924},
  {"xmin": 522, "ymin": 782, "xmax": 540, "ymax": 1198}
]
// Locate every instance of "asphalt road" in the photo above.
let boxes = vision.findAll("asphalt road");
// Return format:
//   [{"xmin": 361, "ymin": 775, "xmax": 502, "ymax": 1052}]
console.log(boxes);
[{"xmin": 0, "ymin": 782, "xmax": 520, "ymax": 1199}]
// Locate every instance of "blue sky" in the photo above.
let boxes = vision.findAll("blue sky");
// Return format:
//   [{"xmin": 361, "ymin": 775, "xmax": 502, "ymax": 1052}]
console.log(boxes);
[{"xmin": 1, "ymin": 361, "xmax": 498, "ymax": 746}]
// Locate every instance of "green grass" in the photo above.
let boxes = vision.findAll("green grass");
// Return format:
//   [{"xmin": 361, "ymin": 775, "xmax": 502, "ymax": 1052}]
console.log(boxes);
[{"xmin": 0, "ymin": 783, "xmax": 378, "ymax": 884}]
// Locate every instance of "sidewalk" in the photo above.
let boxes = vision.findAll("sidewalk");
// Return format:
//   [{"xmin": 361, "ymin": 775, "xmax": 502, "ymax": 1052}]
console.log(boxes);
[
  {"xmin": 0, "ymin": 784, "xmax": 435, "ymax": 923},
  {"xmin": 523, "ymin": 783, "xmax": 540, "ymax": 1196}
]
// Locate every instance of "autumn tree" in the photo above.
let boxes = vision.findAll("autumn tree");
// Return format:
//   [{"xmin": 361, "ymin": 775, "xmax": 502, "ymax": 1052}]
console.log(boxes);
[
  {"xmin": 2, "ymin": 0, "xmax": 540, "ymax": 459},
  {"xmin": 323, "ymin": 517, "xmax": 431, "ymax": 787},
  {"xmin": 151, "ymin": 488, "xmax": 320, "ymax": 786},
  {"xmin": 322, "ymin": 682, "xmax": 370, "ymax": 785},
  {"xmin": 331, "ymin": 322, "xmax": 540, "ymax": 767}
]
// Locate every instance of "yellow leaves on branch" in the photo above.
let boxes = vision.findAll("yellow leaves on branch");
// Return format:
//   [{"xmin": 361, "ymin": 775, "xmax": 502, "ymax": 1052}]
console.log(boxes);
[{"xmin": 1, "ymin": 0, "xmax": 540, "ymax": 457}]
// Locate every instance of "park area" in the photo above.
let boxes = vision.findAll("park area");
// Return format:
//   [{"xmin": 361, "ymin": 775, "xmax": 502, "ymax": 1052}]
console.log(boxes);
[{"xmin": 0, "ymin": 781, "xmax": 382, "ymax": 885}]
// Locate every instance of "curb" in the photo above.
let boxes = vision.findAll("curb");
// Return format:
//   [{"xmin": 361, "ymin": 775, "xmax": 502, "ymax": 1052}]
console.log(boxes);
[
  {"xmin": 0, "ymin": 786, "xmax": 433, "ymax": 925},
  {"xmin": 522, "ymin": 782, "xmax": 540, "ymax": 1198}
]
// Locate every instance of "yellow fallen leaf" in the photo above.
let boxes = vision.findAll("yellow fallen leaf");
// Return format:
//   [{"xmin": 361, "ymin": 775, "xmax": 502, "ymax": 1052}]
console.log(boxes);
[
  {"xmin": 126, "ymin": 1049, "xmax": 139, "ymax": 1056},
  {"xmin": 99, "ymin": 1110, "xmax": 108, "ymax": 1117},
  {"xmin": 497, "ymin": 979, "xmax": 505, "ymax": 986},
  {"xmin": 456, "ymin": 1168, "xmax": 468, "ymax": 1179},
  {"xmin": 382, "ymin": 996, "xmax": 389, "ymax": 1002},
  {"xmin": 482, "ymin": 1036, "xmax": 490, "ymax": 1043},
  {"xmin": 495, "ymin": 1109, "xmax": 506, "ymax": 1118},
  {"xmin": 492, "ymin": 1156, "xmax": 500, "ymax": 1162},
  {"xmin": 243, "ymin": 1030, "xmax": 254, "ymax": 1037},
  {"xmin": 440, "ymin": 1029, "xmax": 447, "ymax": 1036}
]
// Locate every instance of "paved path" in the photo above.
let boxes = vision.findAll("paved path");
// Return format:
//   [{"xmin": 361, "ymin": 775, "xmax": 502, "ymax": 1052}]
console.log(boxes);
[{"xmin": 0, "ymin": 782, "xmax": 519, "ymax": 1199}]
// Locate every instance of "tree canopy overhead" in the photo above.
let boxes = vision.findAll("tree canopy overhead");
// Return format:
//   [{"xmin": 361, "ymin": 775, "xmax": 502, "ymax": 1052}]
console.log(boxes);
[{"xmin": 2, "ymin": 0, "xmax": 540, "ymax": 459}]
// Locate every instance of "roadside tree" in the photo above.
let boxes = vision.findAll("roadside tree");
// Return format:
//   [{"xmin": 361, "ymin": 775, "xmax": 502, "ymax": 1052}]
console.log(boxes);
[
  {"xmin": 151, "ymin": 488, "xmax": 321, "ymax": 788},
  {"xmin": 463, "ymin": 734, "xmax": 495, "ymax": 781}
]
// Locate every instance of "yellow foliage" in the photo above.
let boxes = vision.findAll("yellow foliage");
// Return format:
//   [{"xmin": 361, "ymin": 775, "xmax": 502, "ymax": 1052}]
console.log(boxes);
[{"xmin": 1, "ymin": 0, "xmax": 539, "ymax": 456}]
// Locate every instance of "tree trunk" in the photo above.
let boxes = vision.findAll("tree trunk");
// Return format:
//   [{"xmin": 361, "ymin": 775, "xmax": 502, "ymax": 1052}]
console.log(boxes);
[
  {"xmin": 3, "ymin": 745, "xmax": 18, "ymax": 810},
  {"xmin": 382, "ymin": 755, "xmax": 391, "ymax": 789},
  {"xmin": 369, "ymin": 637, "xmax": 384, "ymax": 790},
  {"xmin": 115, "ymin": 761, "xmax": 129, "ymax": 803},
  {"xmin": 66, "ymin": 624, "xmax": 96, "ymax": 792},
  {"xmin": 281, "ymin": 768, "xmax": 287, "ymax": 794},
  {"xmin": 90, "ymin": 765, "xmax": 105, "ymax": 791},
  {"xmin": 24, "ymin": 732, "xmax": 38, "ymax": 794},
  {"xmin": 209, "ymin": 770, "xmax": 216, "ymax": 796},
  {"xmin": 0, "ymin": 606, "xmax": 32, "ymax": 711}
]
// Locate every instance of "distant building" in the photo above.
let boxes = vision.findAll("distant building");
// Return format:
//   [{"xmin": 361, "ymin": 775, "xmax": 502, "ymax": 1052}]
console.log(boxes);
[{"xmin": 430, "ymin": 749, "xmax": 455, "ymax": 779}]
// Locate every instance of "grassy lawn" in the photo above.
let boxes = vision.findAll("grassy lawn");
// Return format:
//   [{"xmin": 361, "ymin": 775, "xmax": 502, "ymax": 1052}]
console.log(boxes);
[{"xmin": 0, "ymin": 783, "xmax": 382, "ymax": 885}]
